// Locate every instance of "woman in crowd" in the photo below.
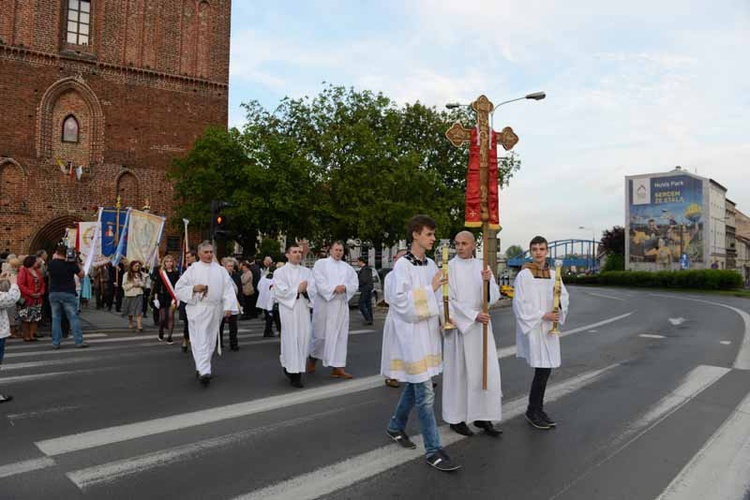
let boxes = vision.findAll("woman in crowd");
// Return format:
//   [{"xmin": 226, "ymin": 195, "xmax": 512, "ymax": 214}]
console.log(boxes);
[
  {"xmin": 17, "ymin": 255, "xmax": 45, "ymax": 342},
  {"xmin": 152, "ymin": 255, "xmax": 179, "ymax": 343},
  {"xmin": 122, "ymin": 260, "xmax": 146, "ymax": 332}
]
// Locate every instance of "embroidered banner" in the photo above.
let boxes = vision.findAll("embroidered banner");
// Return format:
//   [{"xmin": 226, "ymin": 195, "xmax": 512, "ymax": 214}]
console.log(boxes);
[
  {"xmin": 126, "ymin": 210, "xmax": 165, "ymax": 267},
  {"xmin": 465, "ymin": 129, "xmax": 500, "ymax": 230}
]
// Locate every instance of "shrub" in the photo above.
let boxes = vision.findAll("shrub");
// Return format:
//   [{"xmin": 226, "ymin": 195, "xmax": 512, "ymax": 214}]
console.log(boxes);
[{"xmin": 562, "ymin": 269, "xmax": 742, "ymax": 290}]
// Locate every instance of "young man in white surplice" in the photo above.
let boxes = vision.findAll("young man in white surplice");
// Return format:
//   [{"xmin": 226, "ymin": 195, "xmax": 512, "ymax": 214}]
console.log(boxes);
[
  {"xmin": 442, "ymin": 231, "xmax": 503, "ymax": 438},
  {"xmin": 273, "ymin": 244, "xmax": 316, "ymax": 389},
  {"xmin": 307, "ymin": 242, "xmax": 358, "ymax": 379},
  {"xmin": 512, "ymin": 235, "xmax": 569, "ymax": 430}
]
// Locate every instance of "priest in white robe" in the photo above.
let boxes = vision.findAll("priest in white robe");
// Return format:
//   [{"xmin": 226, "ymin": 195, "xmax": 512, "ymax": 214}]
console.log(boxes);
[
  {"xmin": 513, "ymin": 235, "xmax": 569, "ymax": 430},
  {"xmin": 380, "ymin": 249, "xmax": 407, "ymax": 389},
  {"xmin": 442, "ymin": 231, "xmax": 503, "ymax": 437},
  {"xmin": 175, "ymin": 241, "xmax": 238, "ymax": 386},
  {"xmin": 274, "ymin": 244, "xmax": 316, "ymax": 388},
  {"xmin": 308, "ymin": 242, "xmax": 358, "ymax": 379},
  {"xmin": 383, "ymin": 215, "xmax": 460, "ymax": 472}
]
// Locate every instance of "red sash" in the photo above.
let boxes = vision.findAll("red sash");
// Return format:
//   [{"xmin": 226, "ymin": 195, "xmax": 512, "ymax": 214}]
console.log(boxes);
[{"xmin": 159, "ymin": 269, "xmax": 178, "ymax": 304}]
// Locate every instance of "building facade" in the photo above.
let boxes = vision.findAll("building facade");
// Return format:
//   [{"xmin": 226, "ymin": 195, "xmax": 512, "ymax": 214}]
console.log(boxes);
[
  {"xmin": 0, "ymin": 0, "xmax": 230, "ymax": 253},
  {"xmin": 625, "ymin": 166, "xmax": 732, "ymax": 271}
]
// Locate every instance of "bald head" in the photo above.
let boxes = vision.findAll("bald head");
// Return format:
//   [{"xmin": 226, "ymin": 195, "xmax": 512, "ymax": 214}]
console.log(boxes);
[{"xmin": 454, "ymin": 231, "xmax": 476, "ymax": 259}]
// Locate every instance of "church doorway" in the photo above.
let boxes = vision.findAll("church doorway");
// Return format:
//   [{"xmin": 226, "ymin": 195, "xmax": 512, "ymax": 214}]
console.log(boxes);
[{"xmin": 27, "ymin": 215, "xmax": 80, "ymax": 254}]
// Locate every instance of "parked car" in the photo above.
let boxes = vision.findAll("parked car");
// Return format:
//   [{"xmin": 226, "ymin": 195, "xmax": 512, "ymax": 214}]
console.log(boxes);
[{"xmin": 348, "ymin": 267, "xmax": 383, "ymax": 308}]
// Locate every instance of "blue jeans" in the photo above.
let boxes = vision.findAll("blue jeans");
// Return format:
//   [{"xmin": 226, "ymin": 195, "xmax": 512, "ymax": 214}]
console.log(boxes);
[
  {"xmin": 0, "ymin": 337, "xmax": 5, "ymax": 363},
  {"xmin": 50, "ymin": 292, "xmax": 84, "ymax": 346},
  {"xmin": 388, "ymin": 380, "xmax": 441, "ymax": 456},
  {"xmin": 359, "ymin": 289, "xmax": 373, "ymax": 323}
]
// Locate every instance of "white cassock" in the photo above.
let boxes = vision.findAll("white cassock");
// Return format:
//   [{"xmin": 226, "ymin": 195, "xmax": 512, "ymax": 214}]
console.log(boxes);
[
  {"xmin": 310, "ymin": 257, "xmax": 358, "ymax": 367},
  {"xmin": 273, "ymin": 263, "xmax": 316, "ymax": 373},
  {"xmin": 257, "ymin": 275, "xmax": 275, "ymax": 312},
  {"xmin": 175, "ymin": 261, "xmax": 238, "ymax": 376},
  {"xmin": 442, "ymin": 257, "xmax": 503, "ymax": 424},
  {"xmin": 379, "ymin": 271, "xmax": 398, "ymax": 378},
  {"xmin": 512, "ymin": 268, "xmax": 569, "ymax": 368},
  {"xmin": 380, "ymin": 257, "xmax": 442, "ymax": 384}
]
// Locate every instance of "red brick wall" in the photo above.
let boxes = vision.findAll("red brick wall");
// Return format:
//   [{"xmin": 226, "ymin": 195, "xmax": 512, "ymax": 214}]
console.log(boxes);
[{"xmin": 0, "ymin": 0, "xmax": 230, "ymax": 254}]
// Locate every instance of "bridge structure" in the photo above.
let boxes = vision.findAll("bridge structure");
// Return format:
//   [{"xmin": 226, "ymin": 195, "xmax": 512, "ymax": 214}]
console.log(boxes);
[{"xmin": 506, "ymin": 239, "xmax": 599, "ymax": 271}]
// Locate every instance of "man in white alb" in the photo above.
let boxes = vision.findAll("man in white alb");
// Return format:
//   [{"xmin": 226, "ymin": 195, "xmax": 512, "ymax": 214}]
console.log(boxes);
[
  {"xmin": 308, "ymin": 242, "xmax": 358, "ymax": 379},
  {"xmin": 175, "ymin": 241, "xmax": 238, "ymax": 386},
  {"xmin": 274, "ymin": 244, "xmax": 316, "ymax": 388},
  {"xmin": 443, "ymin": 231, "xmax": 503, "ymax": 437}
]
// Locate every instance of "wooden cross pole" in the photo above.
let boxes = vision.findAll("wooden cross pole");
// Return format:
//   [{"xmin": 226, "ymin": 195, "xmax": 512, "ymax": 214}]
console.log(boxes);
[{"xmin": 445, "ymin": 95, "xmax": 519, "ymax": 390}]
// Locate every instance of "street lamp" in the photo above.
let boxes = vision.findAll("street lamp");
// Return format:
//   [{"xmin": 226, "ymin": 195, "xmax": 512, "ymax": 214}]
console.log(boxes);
[
  {"xmin": 578, "ymin": 225, "xmax": 597, "ymax": 272},
  {"xmin": 446, "ymin": 91, "xmax": 546, "ymax": 110}
]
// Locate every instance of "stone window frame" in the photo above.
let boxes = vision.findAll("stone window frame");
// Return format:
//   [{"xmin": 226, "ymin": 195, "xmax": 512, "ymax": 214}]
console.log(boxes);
[
  {"xmin": 66, "ymin": 0, "xmax": 92, "ymax": 46},
  {"xmin": 61, "ymin": 114, "xmax": 80, "ymax": 143}
]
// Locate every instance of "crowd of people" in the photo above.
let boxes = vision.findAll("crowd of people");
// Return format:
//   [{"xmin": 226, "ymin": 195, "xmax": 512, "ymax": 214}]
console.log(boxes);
[{"xmin": 0, "ymin": 216, "xmax": 570, "ymax": 476}]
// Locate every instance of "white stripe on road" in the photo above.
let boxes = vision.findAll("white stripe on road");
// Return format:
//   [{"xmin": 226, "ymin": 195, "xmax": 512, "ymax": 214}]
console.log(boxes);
[
  {"xmin": 234, "ymin": 364, "xmax": 620, "ymax": 500},
  {"xmin": 0, "ymin": 457, "xmax": 56, "ymax": 479},
  {"xmin": 639, "ymin": 334, "xmax": 666, "ymax": 339},
  {"xmin": 66, "ymin": 401, "xmax": 374, "ymax": 490},
  {"xmin": 651, "ymin": 294, "xmax": 750, "ymax": 370},
  {"xmin": 549, "ymin": 365, "xmax": 730, "ymax": 499},
  {"xmin": 495, "ymin": 312, "xmax": 635, "ymax": 359},
  {"xmin": 720, "ymin": 341, "xmax": 732, "ymax": 345},
  {"xmin": 657, "ymin": 392, "xmax": 750, "ymax": 500},
  {"xmin": 1, "ymin": 369, "xmax": 113, "ymax": 385},
  {"xmin": 584, "ymin": 291, "xmax": 626, "ymax": 301},
  {"xmin": 7, "ymin": 405, "xmax": 81, "ymax": 421}
]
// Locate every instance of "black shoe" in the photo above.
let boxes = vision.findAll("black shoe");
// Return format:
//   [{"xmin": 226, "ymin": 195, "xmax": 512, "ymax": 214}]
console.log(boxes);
[
  {"xmin": 525, "ymin": 411, "xmax": 551, "ymax": 430},
  {"xmin": 230, "ymin": 345, "xmax": 239, "ymax": 351},
  {"xmin": 539, "ymin": 410, "xmax": 557, "ymax": 427},
  {"xmin": 290, "ymin": 373, "xmax": 304, "ymax": 388},
  {"xmin": 199, "ymin": 374, "xmax": 211, "ymax": 387},
  {"xmin": 474, "ymin": 420, "xmax": 503, "ymax": 437},
  {"xmin": 449, "ymin": 422, "xmax": 474, "ymax": 437},
  {"xmin": 76, "ymin": 343, "xmax": 89, "ymax": 349},
  {"xmin": 426, "ymin": 450, "xmax": 461, "ymax": 472},
  {"xmin": 0, "ymin": 394, "xmax": 13, "ymax": 403},
  {"xmin": 386, "ymin": 428, "xmax": 417, "ymax": 449},
  {"xmin": 283, "ymin": 368, "xmax": 292, "ymax": 380}
]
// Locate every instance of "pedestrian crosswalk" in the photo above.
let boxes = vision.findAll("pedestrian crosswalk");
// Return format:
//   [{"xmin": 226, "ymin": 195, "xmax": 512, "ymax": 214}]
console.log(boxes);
[{"xmin": 1, "ymin": 306, "xmax": 750, "ymax": 500}]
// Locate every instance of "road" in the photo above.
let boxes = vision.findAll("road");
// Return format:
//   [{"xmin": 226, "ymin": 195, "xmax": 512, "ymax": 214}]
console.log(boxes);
[{"xmin": 1, "ymin": 287, "xmax": 749, "ymax": 500}]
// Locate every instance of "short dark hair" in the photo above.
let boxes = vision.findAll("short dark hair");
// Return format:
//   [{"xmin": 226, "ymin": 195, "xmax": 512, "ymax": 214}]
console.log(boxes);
[
  {"xmin": 286, "ymin": 244, "xmax": 301, "ymax": 254},
  {"xmin": 529, "ymin": 235, "xmax": 548, "ymax": 249},
  {"xmin": 407, "ymin": 215, "xmax": 436, "ymax": 243},
  {"xmin": 55, "ymin": 244, "xmax": 67, "ymax": 256},
  {"xmin": 357, "ymin": 256, "xmax": 366, "ymax": 263},
  {"xmin": 23, "ymin": 255, "xmax": 37, "ymax": 268}
]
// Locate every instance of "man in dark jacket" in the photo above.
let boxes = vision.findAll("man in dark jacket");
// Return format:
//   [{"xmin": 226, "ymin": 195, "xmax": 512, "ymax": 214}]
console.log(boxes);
[{"xmin": 357, "ymin": 257, "xmax": 374, "ymax": 325}]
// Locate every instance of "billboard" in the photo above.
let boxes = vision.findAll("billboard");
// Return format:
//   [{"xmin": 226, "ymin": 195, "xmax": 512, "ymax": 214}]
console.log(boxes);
[{"xmin": 628, "ymin": 175, "xmax": 704, "ymax": 266}]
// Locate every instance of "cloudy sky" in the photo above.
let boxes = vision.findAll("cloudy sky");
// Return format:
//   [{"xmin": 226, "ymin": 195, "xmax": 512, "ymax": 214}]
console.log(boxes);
[{"xmin": 227, "ymin": 0, "xmax": 749, "ymax": 251}]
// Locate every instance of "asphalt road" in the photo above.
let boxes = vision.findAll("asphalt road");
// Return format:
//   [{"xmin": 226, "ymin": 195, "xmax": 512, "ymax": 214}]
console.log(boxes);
[{"xmin": 1, "ymin": 287, "xmax": 749, "ymax": 500}]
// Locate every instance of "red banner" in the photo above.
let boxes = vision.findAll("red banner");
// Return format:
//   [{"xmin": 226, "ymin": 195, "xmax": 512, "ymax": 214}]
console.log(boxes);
[{"xmin": 465, "ymin": 129, "xmax": 500, "ymax": 230}]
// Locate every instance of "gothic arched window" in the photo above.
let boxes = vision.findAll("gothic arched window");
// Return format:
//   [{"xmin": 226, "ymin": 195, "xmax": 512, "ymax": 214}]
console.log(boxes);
[
  {"xmin": 62, "ymin": 115, "xmax": 80, "ymax": 143},
  {"xmin": 66, "ymin": 0, "xmax": 91, "ymax": 46}
]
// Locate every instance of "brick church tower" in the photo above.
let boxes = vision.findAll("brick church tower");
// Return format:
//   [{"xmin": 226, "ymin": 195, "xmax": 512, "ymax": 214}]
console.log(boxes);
[{"xmin": 0, "ymin": 0, "xmax": 231, "ymax": 253}]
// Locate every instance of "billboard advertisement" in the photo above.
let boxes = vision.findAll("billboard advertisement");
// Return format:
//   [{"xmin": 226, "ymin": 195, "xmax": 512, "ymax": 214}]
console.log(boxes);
[{"xmin": 628, "ymin": 175, "xmax": 704, "ymax": 266}]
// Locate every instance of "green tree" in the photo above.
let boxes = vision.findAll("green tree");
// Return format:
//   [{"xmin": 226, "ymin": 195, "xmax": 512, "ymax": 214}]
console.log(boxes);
[
  {"xmin": 601, "ymin": 226, "xmax": 625, "ymax": 271},
  {"xmin": 505, "ymin": 244, "xmax": 525, "ymax": 258}
]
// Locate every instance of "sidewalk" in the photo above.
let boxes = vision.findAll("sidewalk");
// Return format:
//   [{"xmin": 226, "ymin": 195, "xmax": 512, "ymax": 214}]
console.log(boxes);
[{"xmin": 36, "ymin": 306, "xmax": 158, "ymax": 334}]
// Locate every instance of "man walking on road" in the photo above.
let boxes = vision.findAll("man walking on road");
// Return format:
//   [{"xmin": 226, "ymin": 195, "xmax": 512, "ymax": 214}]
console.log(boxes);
[
  {"xmin": 308, "ymin": 242, "xmax": 358, "ymax": 379},
  {"xmin": 274, "ymin": 244, "xmax": 316, "ymax": 388},
  {"xmin": 382, "ymin": 215, "xmax": 461, "ymax": 472},
  {"xmin": 443, "ymin": 231, "xmax": 503, "ymax": 437},
  {"xmin": 175, "ymin": 242, "xmax": 238, "ymax": 386},
  {"xmin": 357, "ymin": 256, "xmax": 374, "ymax": 325},
  {"xmin": 48, "ymin": 245, "xmax": 88, "ymax": 349}
]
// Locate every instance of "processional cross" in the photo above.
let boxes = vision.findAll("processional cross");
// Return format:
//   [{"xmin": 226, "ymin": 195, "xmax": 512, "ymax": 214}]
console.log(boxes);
[{"xmin": 445, "ymin": 95, "xmax": 519, "ymax": 390}]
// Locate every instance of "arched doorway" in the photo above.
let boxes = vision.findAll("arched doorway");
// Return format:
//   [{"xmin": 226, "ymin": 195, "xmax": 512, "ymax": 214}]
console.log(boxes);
[{"xmin": 27, "ymin": 215, "xmax": 80, "ymax": 254}]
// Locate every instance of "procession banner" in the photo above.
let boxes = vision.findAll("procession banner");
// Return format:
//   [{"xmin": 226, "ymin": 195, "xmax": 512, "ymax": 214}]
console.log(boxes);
[
  {"xmin": 100, "ymin": 208, "xmax": 129, "ymax": 258},
  {"xmin": 76, "ymin": 221, "xmax": 100, "ymax": 268},
  {"xmin": 465, "ymin": 128, "xmax": 500, "ymax": 229},
  {"xmin": 126, "ymin": 210, "xmax": 165, "ymax": 267},
  {"xmin": 111, "ymin": 209, "xmax": 131, "ymax": 266}
]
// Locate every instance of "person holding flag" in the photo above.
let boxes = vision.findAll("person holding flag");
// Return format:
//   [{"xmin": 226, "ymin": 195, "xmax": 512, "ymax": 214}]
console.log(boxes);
[{"xmin": 152, "ymin": 255, "xmax": 179, "ymax": 344}]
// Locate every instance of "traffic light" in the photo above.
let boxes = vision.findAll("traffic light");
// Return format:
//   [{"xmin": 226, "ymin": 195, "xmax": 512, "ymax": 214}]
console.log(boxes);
[{"xmin": 210, "ymin": 200, "xmax": 231, "ymax": 239}]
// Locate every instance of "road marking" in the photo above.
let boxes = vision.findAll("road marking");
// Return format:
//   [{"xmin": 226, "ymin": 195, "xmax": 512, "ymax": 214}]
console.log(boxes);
[
  {"xmin": 2, "ymin": 369, "xmax": 113, "ymax": 385},
  {"xmin": 349, "ymin": 329, "xmax": 375, "ymax": 334},
  {"xmin": 7, "ymin": 405, "xmax": 81, "ymax": 421},
  {"xmin": 639, "ymin": 334, "xmax": 666, "ymax": 339},
  {"xmin": 549, "ymin": 365, "xmax": 730, "ymax": 499},
  {"xmin": 584, "ymin": 291, "xmax": 626, "ymax": 301},
  {"xmin": 588, "ymin": 329, "xmax": 598, "ymax": 333},
  {"xmin": 233, "ymin": 364, "xmax": 620, "ymax": 500},
  {"xmin": 720, "ymin": 341, "xmax": 732, "ymax": 345},
  {"xmin": 0, "ymin": 457, "xmax": 56, "ymax": 479},
  {"xmin": 66, "ymin": 402, "xmax": 372, "ymax": 490},
  {"xmin": 651, "ymin": 294, "xmax": 750, "ymax": 370},
  {"xmin": 668, "ymin": 317, "xmax": 686, "ymax": 326},
  {"xmin": 495, "ymin": 312, "xmax": 635, "ymax": 359},
  {"xmin": 657, "ymin": 392, "xmax": 750, "ymax": 500}
]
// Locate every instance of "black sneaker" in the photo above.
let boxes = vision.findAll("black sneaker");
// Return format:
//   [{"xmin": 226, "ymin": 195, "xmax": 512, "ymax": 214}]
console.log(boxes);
[
  {"xmin": 539, "ymin": 410, "xmax": 557, "ymax": 427},
  {"xmin": 426, "ymin": 450, "xmax": 461, "ymax": 472},
  {"xmin": 386, "ymin": 428, "xmax": 417, "ymax": 449},
  {"xmin": 76, "ymin": 343, "xmax": 89, "ymax": 349},
  {"xmin": 449, "ymin": 422, "xmax": 474, "ymax": 437},
  {"xmin": 525, "ymin": 411, "xmax": 551, "ymax": 430},
  {"xmin": 199, "ymin": 374, "xmax": 211, "ymax": 387},
  {"xmin": 473, "ymin": 420, "xmax": 503, "ymax": 437}
]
